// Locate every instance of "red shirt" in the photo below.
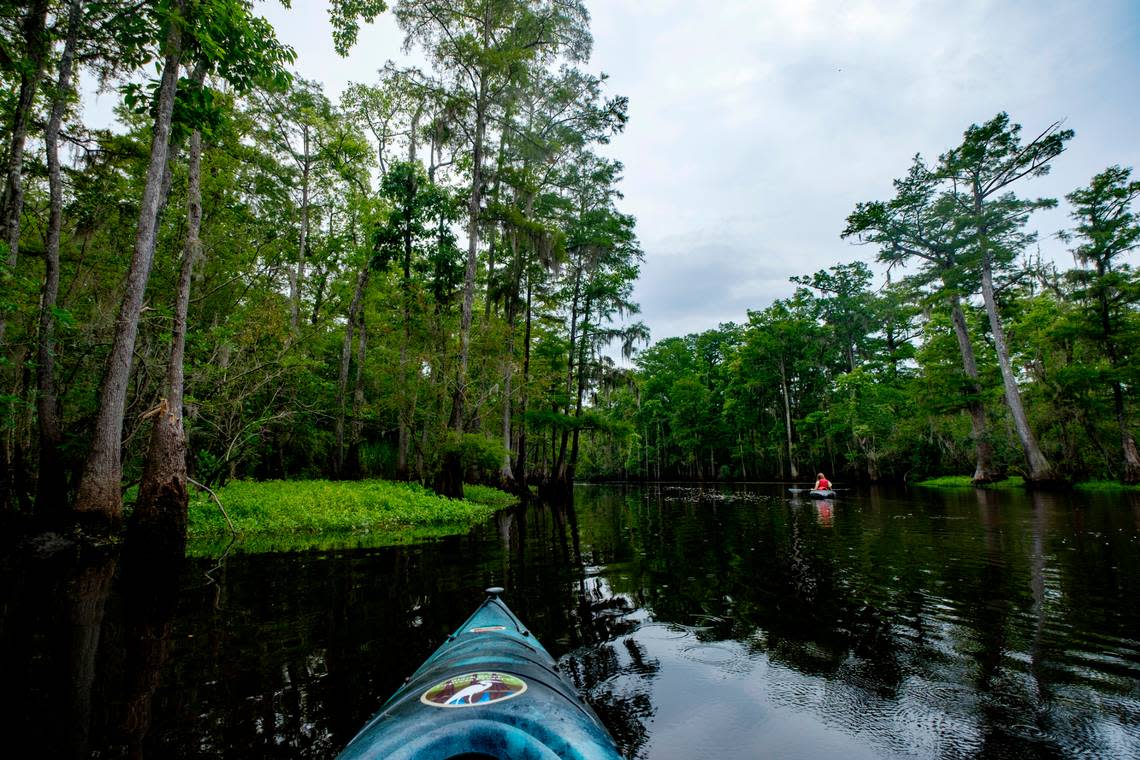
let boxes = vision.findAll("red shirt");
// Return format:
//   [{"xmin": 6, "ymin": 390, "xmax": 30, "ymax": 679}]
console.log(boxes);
[{"xmin": 815, "ymin": 478, "xmax": 831, "ymax": 489}]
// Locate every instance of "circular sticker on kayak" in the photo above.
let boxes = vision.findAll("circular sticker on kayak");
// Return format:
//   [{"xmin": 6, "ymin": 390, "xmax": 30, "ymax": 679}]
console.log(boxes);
[
  {"xmin": 469, "ymin": 625, "xmax": 506, "ymax": 633},
  {"xmin": 420, "ymin": 672, "xmax": 527, "ymax": 708}
]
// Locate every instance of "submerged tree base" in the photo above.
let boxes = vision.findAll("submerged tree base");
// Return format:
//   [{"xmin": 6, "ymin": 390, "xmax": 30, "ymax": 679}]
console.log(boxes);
[
  {"xmin": 1023, "ymin": 475, "xmax": 1072, "ymax": 491},
  {"xmin": 186, "ymin": 479, "xmax": 518, "ymax": 553}
]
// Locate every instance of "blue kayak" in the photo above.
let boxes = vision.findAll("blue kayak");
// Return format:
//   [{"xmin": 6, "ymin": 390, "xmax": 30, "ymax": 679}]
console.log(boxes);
[
  {"xmin": 338, "ymin": 588, "xmax": 623, "ymax": 760},
  {"xmin": 810, "ymin": 489, "xmax": 835, "ymax": 499}
]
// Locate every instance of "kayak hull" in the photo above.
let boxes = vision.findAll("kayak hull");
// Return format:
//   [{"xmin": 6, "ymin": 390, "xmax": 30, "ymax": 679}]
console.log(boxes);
[
  {"xmin": 809, "ymin": 489, "xmax": 835, "ymax": 499},
  {"xmin": 338, "ymin": 592, "xmax": 621, "ymax": 760}
]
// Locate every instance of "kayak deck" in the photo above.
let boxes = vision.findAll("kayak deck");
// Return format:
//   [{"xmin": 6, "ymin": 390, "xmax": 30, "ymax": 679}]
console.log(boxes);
[{"xmin": 338, "ymin": 589, "xmax": 622, "ymax": 760}]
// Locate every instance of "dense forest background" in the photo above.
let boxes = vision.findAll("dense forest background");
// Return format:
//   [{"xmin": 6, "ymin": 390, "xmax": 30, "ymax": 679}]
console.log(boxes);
[
  {"xmin": 0, "ymin": 2, "xmax": 1137, "ymax": 537},
  {"xmin": 579, "ymin": 117, "xmax": 1140, "ymax": 487}
]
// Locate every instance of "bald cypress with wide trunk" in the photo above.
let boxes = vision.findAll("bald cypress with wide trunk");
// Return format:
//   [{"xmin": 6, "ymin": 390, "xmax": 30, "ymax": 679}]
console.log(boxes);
[
  {"xmin": 940, "ymin": 113, "xmax": 1072, "ymax": 485},
  {"xmin": 844, "ymin": 158, "xmax": 1002, "ymax": 483},
  {"xmin": 73, "ymin": 6, "xmax": 184, "ymax": 525}
]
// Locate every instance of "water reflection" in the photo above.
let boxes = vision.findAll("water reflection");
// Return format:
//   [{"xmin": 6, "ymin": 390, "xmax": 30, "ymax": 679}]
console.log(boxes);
[
  {"xmin": 565, "ymin": 485, "xmax": 1140, "ymax": 758},
  {"xmin": 0, "ymin": 548, "xmax": 116, "ymax": 758},
  {"xmin": 1, "ymin": 485, "xmax": 1138, "ymax": 758},
  {"xmin": 815, "ymin": 500, "xmax": 833, "ymax": 527}
]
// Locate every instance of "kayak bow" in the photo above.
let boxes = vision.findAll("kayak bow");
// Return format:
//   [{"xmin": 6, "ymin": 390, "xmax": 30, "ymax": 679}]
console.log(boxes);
[
  {"xmin": 809, "ymin": 489, "xmax": 835, "ymax": 499},
  {"xmin": 338, "ymin": 588, "xmax": 622, "ymax": 760}
]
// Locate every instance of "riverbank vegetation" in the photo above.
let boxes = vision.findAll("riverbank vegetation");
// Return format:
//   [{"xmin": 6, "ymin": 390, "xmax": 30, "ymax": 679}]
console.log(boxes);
[
  {"xmin": 0, "ymin": 1, "xmax": 644, "ymax": 538},
  {"xmin": 187, "ymin": 478, "xmax": 515, "ymax": 539}
]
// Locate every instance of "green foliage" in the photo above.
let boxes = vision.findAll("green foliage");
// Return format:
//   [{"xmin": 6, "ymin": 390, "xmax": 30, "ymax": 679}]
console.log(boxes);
[
  {"xmin": 123, "ymin": 0, "xmax": 296, "ymax": 133},
  {"xmin": 327, "ymin": 1, "xmax": 388, "ymax": 56},
  {"xmin": 441, "ymin": 433, "xmax": 507, "ymax": 472},
  {"xmin": 461, "ymin": 483, "xmax": 519, "ymax": 507}
]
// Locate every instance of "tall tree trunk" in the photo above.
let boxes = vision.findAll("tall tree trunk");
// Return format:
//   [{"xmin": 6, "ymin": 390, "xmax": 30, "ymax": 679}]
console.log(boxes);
[
  {"xmin": 73, "ymin": 9, "xmax": 183, "ymax": 524},
  {"xmin": 35, "ymin": 0, "xmax": 83, "ymax": 513},
  {"xmin": 0, "ymin": 0, "xmax": 50, "ymax": 346},
  {"xmin": 133, "ymin": 126, "xmax": 203, "ymax": 545},
  {"xmin": 396, "ymin": 340, "xmax": 410, "ymax": 480},
  {"xmin": 334, "ymin": 267, "xmax": 369, "ymax": 476},
  {"xmin": 403, "ymin": 376, "xmax": 421, "ymax": 482},
  {"xmin": 396, "ymin": 318, "xmax": 409, "ymax": 479},
  {"xmin": 657, "ymin": 420, "xmax": 663, "ymax": 480},
  {"xmin": 396, "ymin": 173, "xmax": 416, "ymax": 481},
  {"xmin": 498, "ymin": 228, "xmax": 526, "ymax": 486},
  {"xmin": 1115, "ymin": 387, "xmax": 1140, "ymax": 485},
  {"xmin": 499, "ymin": 333, "xmax": 515, "ymax": 484},
  {"xmin": 778, "ymin": 357, "xmax": 797, "ymax": 480},
  {"xmin": 416, "ymin": 425, "xmax": 427, "ymax": 482},
  {"xmin": 885, "ymin": 275, "xmax": 899, "ymax": 378},
  {"xmin": 947, "ymin": 293, "xmax": 1000, "ymax": 483},
  {"xmin": 310, "ymin": 214, "xmax": 330, "ymax": 325},
  {"xmin": 290, "ymin": 127, "xmax": 311, "ymax": 333},
  {"xmin": 555, "ymin": 254, "xmax": 584, "ymax": 481},
  {"xmin": 484, "ymin": 131, "xmax": 508, "ymax": 322},
  {"xmin": 866, "ymin": 446, "xmax": 880, "ymax": 481},
  {"xmin": 348, "ymin": 315, "xmax": 368, "ymax": 477},
  {"xmin": 408, "ymin": 102, "xmax": 422, "ymax": 164},
  {"xmin": 568, "ymin": 295, "xmax": 592, "ymax": 481},
  {"xmin": 438, "ymin": 71, "xmax": 488, "ymax": 498},
  {"xmin": 452, "ymin": 74, "xmax": 488, "ymax": 432},
  {"xmin": 979, "ymin": 254, "xmax": 1055, "ymax": 482},
  {"xmin": 513, "ymin": 270, "xmax": 533, "ymax": 490}
]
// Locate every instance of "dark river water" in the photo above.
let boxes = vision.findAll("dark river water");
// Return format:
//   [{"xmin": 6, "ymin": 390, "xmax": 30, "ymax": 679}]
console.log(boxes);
[{"xmin": 4, "ymin": 484, "xmax": 1140, "ymax": 759}]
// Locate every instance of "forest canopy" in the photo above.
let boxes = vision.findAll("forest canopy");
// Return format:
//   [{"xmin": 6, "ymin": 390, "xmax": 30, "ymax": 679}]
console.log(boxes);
[{"xmin": 0, "ymin": 0, "xmax": 643, "ymax": 531}]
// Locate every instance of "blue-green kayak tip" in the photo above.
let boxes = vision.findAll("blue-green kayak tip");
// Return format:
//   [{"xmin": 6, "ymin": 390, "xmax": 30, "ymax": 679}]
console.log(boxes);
[{"xmin": 338, "ymin": 587, "xmax": 623, "ymax": 760}]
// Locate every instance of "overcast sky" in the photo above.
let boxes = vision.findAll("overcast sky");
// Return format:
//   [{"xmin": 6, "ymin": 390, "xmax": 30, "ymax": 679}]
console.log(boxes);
[{"xmin": 86, "ymin": 0, "xmax": 1140, "ymax": 344}]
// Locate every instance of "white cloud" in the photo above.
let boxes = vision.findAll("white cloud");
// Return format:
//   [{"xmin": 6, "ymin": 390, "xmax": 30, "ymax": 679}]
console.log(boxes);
[{"xmin": 587, "ymin": 0, "xmax": 1140, "ymax": 345}]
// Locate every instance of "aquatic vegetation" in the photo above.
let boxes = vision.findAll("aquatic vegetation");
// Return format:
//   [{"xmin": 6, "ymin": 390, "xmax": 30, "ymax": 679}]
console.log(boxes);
[
  {"xmin": 1074, "ymin": 480, "xmax": 1140, "ymax": 492},
  {"xmin": 188, "ymin": 479, "xmax": 517, "ymax": 538},
  {"xmin": 914, "ymin": 475, "xmax": 1026, "ymax": 489}
]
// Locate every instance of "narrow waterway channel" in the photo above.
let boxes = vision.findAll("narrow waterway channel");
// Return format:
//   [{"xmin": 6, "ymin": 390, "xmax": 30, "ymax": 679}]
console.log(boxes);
[{"xmin": 3, "ymin": 484, "xmax": 1139, "ymax": 758}]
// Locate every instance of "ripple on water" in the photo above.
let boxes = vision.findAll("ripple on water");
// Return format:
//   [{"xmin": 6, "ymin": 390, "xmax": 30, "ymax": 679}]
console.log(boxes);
[
  {"xmin": 678, "ymin": 642, "xmax": 755, "ymax": 674},
  {"xmin": 1002, "ymin": 712, "xmax": 1130, "ymax": 759},
  {"xmin": 635, "ymin": 622, "xmax": 693, "ymax": 641},
  {"xmin": 891, "ymin": 682, "xmax": 984, "ymax": 757}
]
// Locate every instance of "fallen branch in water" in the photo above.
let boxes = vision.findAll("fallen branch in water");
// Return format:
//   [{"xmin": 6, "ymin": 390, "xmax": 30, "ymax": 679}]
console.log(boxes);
[{"xmin": 189, "ymin": 477, "xmax": 237, "ymax": 536}]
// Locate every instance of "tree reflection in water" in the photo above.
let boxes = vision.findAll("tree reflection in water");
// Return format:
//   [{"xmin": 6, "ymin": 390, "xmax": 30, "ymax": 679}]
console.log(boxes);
[
  {"xmin": 0, "ymin": 546, "xmax": 116, "ymax": 759},
  {"xmin": 2, "ymin": 484, "xmax": 1140, "ymax": 758},
  {"xmin": 562, "ymin": 485, "xmax": 1140, "ymax": 758}
]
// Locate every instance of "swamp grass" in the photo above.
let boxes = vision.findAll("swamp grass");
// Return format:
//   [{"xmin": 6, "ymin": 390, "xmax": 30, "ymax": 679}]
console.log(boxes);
[
  {"xmin": 914, "ymin": 475, "xmax": 1026, "ymax": 489},
  {"xmin": 916, "ymin": 475, "xmax": 1140, "ymax": 491},
  {"xmin": 187, "ymin": 479, "xmax": 518, "ymax": 554},
  {"xmin": 1073, "ymin": 480, "xmax": 1140, "ymax": 492}
]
